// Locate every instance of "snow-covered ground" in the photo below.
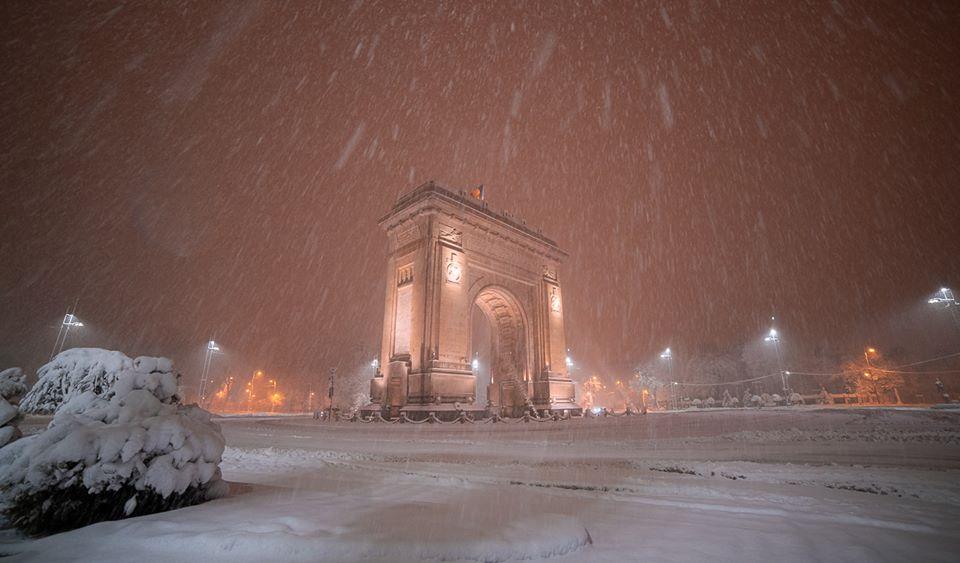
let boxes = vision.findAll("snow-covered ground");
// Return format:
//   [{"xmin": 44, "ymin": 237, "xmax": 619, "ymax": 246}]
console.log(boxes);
[{"xmin": 4, "ymin": 406, "xmax": 960, "ymax": 561}]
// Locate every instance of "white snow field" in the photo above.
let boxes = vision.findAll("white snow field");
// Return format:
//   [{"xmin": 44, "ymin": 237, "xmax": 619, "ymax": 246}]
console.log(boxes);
[{"xmin": 4, "ymin": 406, "xmax": 960, "ymax": 562}]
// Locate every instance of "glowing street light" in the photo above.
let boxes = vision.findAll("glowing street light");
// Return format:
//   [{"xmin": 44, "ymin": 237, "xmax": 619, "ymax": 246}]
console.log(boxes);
[
  {"xmin": 51, "ymin": 310, "xmax": 85, "ymax": 359},
  {"xmin": 471, "ymin": 355, "xmax": 479, "ymax": 370},
  {"xmin": 659, "ymin": 347, "xmax": 675, "ymax": 409},
  {"xmin": 198, "ymin": 339, "xmax": 221, "ymax": 407},
  {"xmin": 764, "ymin": 327, "xmax": 789, "ymax": 397},
  {"xmin": 927, "ymin": 287, "xmax": 960, "ymax": 333},
  {"xmin": 927, "ymin": 287, "xmax": 956, "ymax": 306}
]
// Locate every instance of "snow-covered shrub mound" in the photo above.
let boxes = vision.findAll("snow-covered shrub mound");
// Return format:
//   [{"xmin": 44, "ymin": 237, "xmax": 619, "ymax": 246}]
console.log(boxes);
[
  {"xmin": 20, "ymin": 349, "xmax": 140, "ymax": 414},
  {"xmin": 705, "ymin": 397, "xmax": 716, "ymax": 408},
  {"xmin": 0, "ymin": 367, "xmax": 27, "ymax": 447},
  {"xmin": 771, "ymin": 393, "xmax": 784, "ymax": 406},
  {"xmin": 0, "ymin": 367, "xmax": 28, "ymax": 402},
  {"xmin": 0, "ymin": 356, "xmax": 227, "ymax": 536},
  {"xmin": 789, "ymin": 392, "xmax": 804, "ymax": 405},
  {"xmin": 692, "ymin": 398, "xmax": 703, "ymax": 408},
  {"xmin": 729, "ymin": 397, "xmax": 740, "ymax": 407},
  {"xmin": 750, "ymin": 395, "xmax": 763, "ymax": 407},
  {"xmin": 0, "ymin": 399, "xmax": 20, "ymax": 447}
]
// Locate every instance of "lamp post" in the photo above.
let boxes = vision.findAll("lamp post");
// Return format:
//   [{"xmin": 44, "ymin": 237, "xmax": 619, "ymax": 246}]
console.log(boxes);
[
  {"xmin": 927, "ymin": 287, "xmax": 960, "ymax": 333},
  {"xmin": 764, "ymin": 328, "xmax": 788, "ymax": 398},
  {"xmin": 371, "ymin": 358, "xmax": 380, "ymax": 377},
  {"xmin": 198, "ymin": 340, "xmax": 220, "ymax": 407},
  {"xmin": 659, "ymin": 347, "xmax": 674, "ymax": 409},
  {"xmin": 50, "ymin": 311, "xmax": 84, "ymax": 360},
  {"xmin": 327, "ymin": 367, "xmax": 336, "ymax": 419}
]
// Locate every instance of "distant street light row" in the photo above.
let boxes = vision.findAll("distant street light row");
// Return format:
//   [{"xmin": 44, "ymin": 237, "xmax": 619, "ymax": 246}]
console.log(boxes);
[
  {"xmin": 46, "ymin": 285, "xmax": 955, "ymax": 408},
  {"xmin": 650, "ymin": 286, "xmax": 957, "ymax": 406}
]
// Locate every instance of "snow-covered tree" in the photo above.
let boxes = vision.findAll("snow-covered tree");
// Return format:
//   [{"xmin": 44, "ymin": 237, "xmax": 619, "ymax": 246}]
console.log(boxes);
[
  {"xmin": 0, "ymin": 367, "xmax": 27, "ymax": 402},
  {"xmin": 0, "ymin": 367, "xmax": 27, "ymax": 447},
  {"xmin": 20, "ymin": 349, "xmax": 135, "ymax": 414},
  {"xmin": 0, "ymin": 354, "xmax": 225, "ymax": 536},
  {"xmin": 333, "ymin": 369, "xmax": 371, "ymax": 414},
  {"xmin": 840, "ymin": 355, "xmax": 904, "ymax": 404},
  {"xmin": 740, "ymin": 341, "xmax": 781, "ymax": 394}
]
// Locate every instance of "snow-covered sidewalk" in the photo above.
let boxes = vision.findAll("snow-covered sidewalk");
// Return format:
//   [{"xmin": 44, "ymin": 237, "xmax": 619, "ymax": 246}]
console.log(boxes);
[{"xmin": 5, "ymin": 407, "xmax": 960, "ymax": 561}]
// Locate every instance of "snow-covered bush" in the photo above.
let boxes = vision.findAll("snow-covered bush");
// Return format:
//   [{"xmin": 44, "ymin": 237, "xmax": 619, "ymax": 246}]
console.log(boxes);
[
  {"xmin": 705, "ymin": 397, "xmax": 716, "ymax": 408},
  {"xmin": 0, "ymin": 399, "xmax": 19, "ymax": 447},
  {"xmin": 789, "ymin": 392, "xmax": 804, "ymax": 405},
  {"xmin": 692, "ymin": 398, "xmax": 703, "ymax": 408},
  {"xmin": 20, "ymin": 349, "xmax": 135, "ymax": 414},
  {"xmin": 0, "ymin": 367, "xmax": 27, "ymax": 447},
  {"xmin": 729, "ymin": 397, "xmax": 740, "ymax": 408},
  {"xmin": 750, "ymin": 395, "xmax": 763, "ymax": 407},
  {"xmin": 0, "ymin": 355, "xmax": 227, "ymax": 536},
  {"xmin": 771, "ymin": 393, "xmax": 784, "ymax": 406},
  {"xmin": 760, "ymin": 393, "xmax": 772, "ymax": 406},
  {"xmin": 0, "ymin": 367, "xmax": 28, "ymax": 403}
]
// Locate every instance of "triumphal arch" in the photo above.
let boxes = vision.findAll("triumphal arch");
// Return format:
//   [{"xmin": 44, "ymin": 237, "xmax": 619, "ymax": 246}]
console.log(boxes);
[{"xmin": 366, "ymin": 182, "xmax": 580, "ymax": 419}]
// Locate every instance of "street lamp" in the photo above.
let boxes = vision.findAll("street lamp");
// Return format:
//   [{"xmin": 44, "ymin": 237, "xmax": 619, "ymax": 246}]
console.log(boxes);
[
  {"xmin": 764, "ymin": 328, "xmax": 788, "ymax": 398},
  {"xmin": 266, "ymin": 379, "xmax": 280, "ymax": 413},
  {"xmin": 51, "ymin": 312, "xmax": 85, "ymax": 359},
  {"xmin": 927, "ymin": 287, "xmax": 956, "ymax": 306},
  {"xmin": 927, "ymin": 287, "xmax": 960, "ymax": 333},
  {"xmin": 659, "ymin": 347, "xmax": 674, "ymax": 409},
  {"xmin": 371, "ymin": 358, "xmax": 380, "ymax": 376},
  {"xmin": 198, "ymin": 339, "xmax": 221, "ymax": 407}
]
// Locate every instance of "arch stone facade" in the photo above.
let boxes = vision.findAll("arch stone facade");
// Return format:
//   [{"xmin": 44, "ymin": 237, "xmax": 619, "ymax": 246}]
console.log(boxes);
[{"xmin": 366, "ymin": 182, "xmax": 580, "ymax": 418}]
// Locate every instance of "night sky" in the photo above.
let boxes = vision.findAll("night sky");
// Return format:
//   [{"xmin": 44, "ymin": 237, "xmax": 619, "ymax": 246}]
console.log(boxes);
[{"xmin": 2, "ymin": 1, "xmax": 959, "ymax": 390}]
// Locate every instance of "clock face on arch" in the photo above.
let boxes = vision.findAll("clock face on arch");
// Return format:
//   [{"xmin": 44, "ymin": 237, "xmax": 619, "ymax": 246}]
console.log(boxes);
[{"xmin": 446, "ymin": 261, "xmax": 462, "ymax": 283}]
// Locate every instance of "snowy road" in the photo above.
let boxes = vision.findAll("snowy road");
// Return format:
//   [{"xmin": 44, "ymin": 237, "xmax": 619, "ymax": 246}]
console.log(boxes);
[{"xmin": 6, "ymin": 407, "xmax": 960, "ymax": 561}]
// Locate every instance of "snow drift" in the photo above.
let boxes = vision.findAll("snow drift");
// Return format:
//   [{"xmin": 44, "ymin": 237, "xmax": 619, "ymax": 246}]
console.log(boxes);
[{"xmin": 0, "ymin": 352, "xmax": 227, "ymax": 535}]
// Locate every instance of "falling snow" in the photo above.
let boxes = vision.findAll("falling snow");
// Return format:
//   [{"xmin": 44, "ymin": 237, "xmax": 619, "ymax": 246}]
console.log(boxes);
[{"xmin": 1, "ymin": 1, "xmax": 959, "ymax": 560}]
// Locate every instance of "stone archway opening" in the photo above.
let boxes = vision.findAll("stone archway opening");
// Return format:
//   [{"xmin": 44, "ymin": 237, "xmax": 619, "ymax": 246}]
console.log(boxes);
[{"xmin": 471, "ymin": 286, "xmax": 528, "ymax": 414}]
